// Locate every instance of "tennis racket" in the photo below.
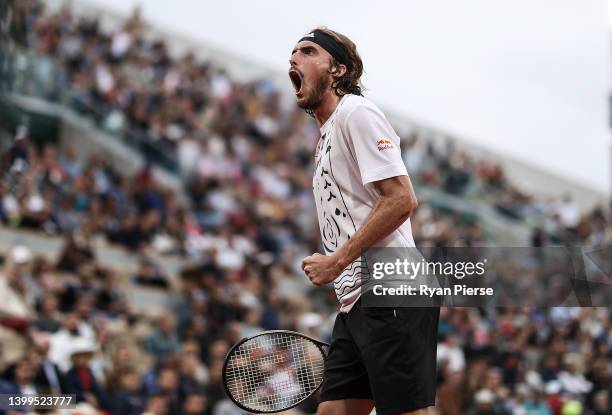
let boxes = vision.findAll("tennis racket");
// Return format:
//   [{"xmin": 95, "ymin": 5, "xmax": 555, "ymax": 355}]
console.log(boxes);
[{"xmin": 222, "ymin": 330, "xmax": 329, "ymax": 413}]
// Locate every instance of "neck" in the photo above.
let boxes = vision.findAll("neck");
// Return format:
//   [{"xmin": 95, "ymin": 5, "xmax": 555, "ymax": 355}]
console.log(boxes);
[{"xmin": 313, "ymin": 91, "xmax": 342, "ymax": 127}]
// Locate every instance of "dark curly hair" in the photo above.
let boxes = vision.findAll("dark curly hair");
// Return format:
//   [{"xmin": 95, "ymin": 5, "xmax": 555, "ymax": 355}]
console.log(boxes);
[{"xmin": 312, "ymin": 26, "xmax": 364, "ymax": 97}]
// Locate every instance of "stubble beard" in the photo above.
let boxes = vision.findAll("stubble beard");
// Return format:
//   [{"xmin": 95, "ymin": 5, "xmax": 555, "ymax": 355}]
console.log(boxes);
[{"xmin": 297, "ymin": 72, "xmax": 330, "ymax": 112}]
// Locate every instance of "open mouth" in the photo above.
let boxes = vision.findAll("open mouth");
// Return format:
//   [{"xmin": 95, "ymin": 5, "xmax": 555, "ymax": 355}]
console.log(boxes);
[{"xmin": 289, "ymin": 69, "xmax": 303, "ymax": 94}]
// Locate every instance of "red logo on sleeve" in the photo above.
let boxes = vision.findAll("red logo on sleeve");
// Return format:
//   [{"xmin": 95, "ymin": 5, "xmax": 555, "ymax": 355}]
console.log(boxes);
[{"xmin": 376, "ymin": 138, "xmax": 393, "ymax": 151}]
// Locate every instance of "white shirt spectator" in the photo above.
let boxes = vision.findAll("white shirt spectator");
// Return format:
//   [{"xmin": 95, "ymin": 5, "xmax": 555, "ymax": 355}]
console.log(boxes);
[
  {"xmin": 0, "ymin": 274, "xmax": 32, "ymax": 319},
  {"xmin": 95, "ymin": 64, "xmax": 115, "ymax": 94},
  {"xmin": 211, "ymin": 72, "xmax": 232, "ymax": 101},
  {"xmin": 437, "ymin": 340, "xmax": 466, "ymax": 372},
  {"xmin": 178, "ymin": 138, "xmax": 201, "ymax": 176},
  {"xmin": 111, "ymin": 31, "xmax": 132, "ymax": 58},
  {"xmin": 558, "ymin": 370, "xmax": 593, "ymax": 394},
  {"xmin": 254, "ymin": 166, "xmax": 291, "ymax": 199},
  {"xmin": 49, "ymin": 323, "xmax": 96, "ymax": 372},
  {"xmin": 553, "ymin": 197, "xmax": 580, "ymax": 228}
]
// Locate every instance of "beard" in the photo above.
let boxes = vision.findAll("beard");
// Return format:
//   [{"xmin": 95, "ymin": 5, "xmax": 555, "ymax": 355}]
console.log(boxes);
[{"xmin": 297, "ymin": 72, "xmax": 330, "ymax": 111}]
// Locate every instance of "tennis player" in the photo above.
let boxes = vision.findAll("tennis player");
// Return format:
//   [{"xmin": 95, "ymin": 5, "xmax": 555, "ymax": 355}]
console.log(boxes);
[{"xmin": 290, "ymin": 28, "xmax": 440, "ymax": 415}]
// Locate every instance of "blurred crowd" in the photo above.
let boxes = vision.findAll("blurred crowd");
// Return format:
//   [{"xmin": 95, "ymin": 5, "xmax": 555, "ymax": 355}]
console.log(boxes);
[
  {"xmin": 0, "ymin": 1, "xmax": 610, "ymax": 415},
  {"xmin": 1, "ymin": 131, "xmax": 193, "ymax": 256},
  {"xmin": 8, "ymin": 0, "xmax": 610, "ymax": 250},
  {"xmin": 0, "ymin": 241, "xmax": 610, "ymax": 415},
  {"xmin": 0, "ymin": 241, "xmax": 289, "ymax": 415},
  {"xmin": 435, "ymin": 306, "xmax": 610, "ymax": 415},
  {"xmin": 402, "ymin": 136, "xmax": 611, "ymax": 247}
]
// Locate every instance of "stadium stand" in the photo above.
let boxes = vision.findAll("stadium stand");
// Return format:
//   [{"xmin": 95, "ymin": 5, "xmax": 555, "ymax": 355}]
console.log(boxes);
[{"xmin": 0, "ymin": 1, "xmax": 610, "ymax": 414}]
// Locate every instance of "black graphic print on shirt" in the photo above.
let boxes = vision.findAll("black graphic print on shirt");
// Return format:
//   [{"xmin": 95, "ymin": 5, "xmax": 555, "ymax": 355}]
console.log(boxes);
[{"xmin": 313, "ymin": 130, "xmax": 363, "ymax": 299}]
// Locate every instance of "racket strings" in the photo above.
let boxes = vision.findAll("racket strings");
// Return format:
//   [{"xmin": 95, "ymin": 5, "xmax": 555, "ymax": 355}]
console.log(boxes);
[{"xmin": 224, "ymin": 333, "xmax": 325, "ymax": 412}]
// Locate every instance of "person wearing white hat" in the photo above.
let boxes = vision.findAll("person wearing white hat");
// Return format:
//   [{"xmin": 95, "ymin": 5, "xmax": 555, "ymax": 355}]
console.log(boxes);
[
  {"xmin": 63, "ymin": 338, "xmax": 109, "ymax": 411},
  {"xmin": 0, "ymin": 246, "xmax": 34, "ymax": 323}
]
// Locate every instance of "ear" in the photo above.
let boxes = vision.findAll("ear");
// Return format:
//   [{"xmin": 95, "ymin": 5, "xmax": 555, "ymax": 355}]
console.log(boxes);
[{"xmin": 330, "ymin": 63, "xmax": 347, "ymax": 79}]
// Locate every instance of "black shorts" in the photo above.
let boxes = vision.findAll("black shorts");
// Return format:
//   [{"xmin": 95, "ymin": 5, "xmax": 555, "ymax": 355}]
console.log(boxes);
[{"xmin": 319, "ymin": 301, "xmax": 440, "ymax": 415}]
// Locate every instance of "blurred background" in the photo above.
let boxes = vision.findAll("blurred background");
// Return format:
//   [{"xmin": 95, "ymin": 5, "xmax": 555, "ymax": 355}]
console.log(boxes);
[{"xmin": 0, "ymin": 1, "xmax": 610, "ymax": 414}]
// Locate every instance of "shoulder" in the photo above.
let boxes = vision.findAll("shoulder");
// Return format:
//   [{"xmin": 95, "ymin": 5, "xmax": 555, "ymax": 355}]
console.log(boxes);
[{"xmin": 336, "ymin": 94, "xmax": 386, "ymax": 129}]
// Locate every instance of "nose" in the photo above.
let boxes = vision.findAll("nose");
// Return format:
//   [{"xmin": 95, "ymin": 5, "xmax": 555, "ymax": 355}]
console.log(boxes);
[{"xmin": 289, "ymin": 51, "xmax": 299, "ymax": 67}]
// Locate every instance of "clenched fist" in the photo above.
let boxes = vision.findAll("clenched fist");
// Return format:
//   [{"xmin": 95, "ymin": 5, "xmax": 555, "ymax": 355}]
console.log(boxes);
[{"xmin": 301, "ymin": 253, "xmax": 343, "ymax": 286}]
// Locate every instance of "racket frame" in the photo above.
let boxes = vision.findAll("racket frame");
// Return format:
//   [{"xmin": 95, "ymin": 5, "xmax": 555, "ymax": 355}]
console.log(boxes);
[{"xmin": 222, "ymin": 329, "xmax": 329, "ymax": 414}]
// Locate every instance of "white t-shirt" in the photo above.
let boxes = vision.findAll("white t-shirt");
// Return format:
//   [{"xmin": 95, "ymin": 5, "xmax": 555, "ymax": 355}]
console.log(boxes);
[{"xmin": 313, "ymin": 94, "xmax": 416, "ymax": 312}]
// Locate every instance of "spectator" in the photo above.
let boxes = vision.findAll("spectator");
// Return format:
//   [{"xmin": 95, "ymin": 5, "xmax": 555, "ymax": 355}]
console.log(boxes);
[
  {"xmin": 145, "ymin": 312, "xmax": 180, "ymax": 361},
  {"xmin": 437, "ymin": 333, "xmax": 466, "ymax": 373},
  {"xmin": 544, "ymin": 381, "xmax": 565, "ymax": 415},
  {"xmin": 143, "ymin": 394, "xmax": 168, "ymax": 415},
  {"xmin": 182, "ymin": 392, "xmax": 208, "ymax": 415},
  {"xmin": 1, "ymin": 358, "xmax": 39, "ymax": 394},
  {"xmin": 177, "ymin": 340, "xmax": 209, "ymax": 391},
  {"xmin": 469, "ymin": 388, "xmax": 505, "ymax": 415},
  {"xmin": 521, "ymin": 389, "xmax": 552, "ymax": 415},
  {"xmin": 153, "ymin": 366, "xmax": 181, "ymax": 414},
  {"xmin": 30, "ymin": 336, "xmax": 64, "ymax": 394},
  {"xmin": 48, "ymin": 312, "xmax": 94, "ymax": 372},
  {"xmin": 133, "ymin": 259, "xmax": 170, "ymax": 289},
  {"xmin": 32, "ymin": 294, "xmax": 62, "ymax": 332},
  {"xmin": 56, "ymin": 233, "xmax": 95, "ymax": 273},
  {"xmin": 591, "ymin": 390, "xmax": 610, "ymax": 415},
  {"xmin": 110, "ymin": 366, "xmax": 146, "ymax": 415},
  {"xmin": 558, "ymin": 354, "xmax": 593, "ymax": 395},
  {"xmin": 437, "ymin": 370, "xmax": 467, "ymax": 415},
  {"xmin": 0, "ymin": 246, "xmax": 34, "ymax": 332},
  {"xmin": 63, "ymin": 339, "xmax": 109, "ymax": 410}
]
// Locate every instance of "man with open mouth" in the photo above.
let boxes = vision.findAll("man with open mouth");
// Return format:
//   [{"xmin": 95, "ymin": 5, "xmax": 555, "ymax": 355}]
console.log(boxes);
[{"xmin": 291, "ymin": 28, "xmax": 440, "ymax": 415}]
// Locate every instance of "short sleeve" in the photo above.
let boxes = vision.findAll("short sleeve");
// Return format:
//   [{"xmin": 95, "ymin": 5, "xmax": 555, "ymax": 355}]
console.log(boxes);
[{"xmin": 343, "ymin": 105, "xmax": 408, "ymax": 185}]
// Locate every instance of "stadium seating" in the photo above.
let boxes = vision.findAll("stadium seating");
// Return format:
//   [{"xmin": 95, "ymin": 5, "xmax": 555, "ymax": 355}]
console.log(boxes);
[{"xmin": 0, "ymin": 1, "xmax": 609, "ymax": 414}]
